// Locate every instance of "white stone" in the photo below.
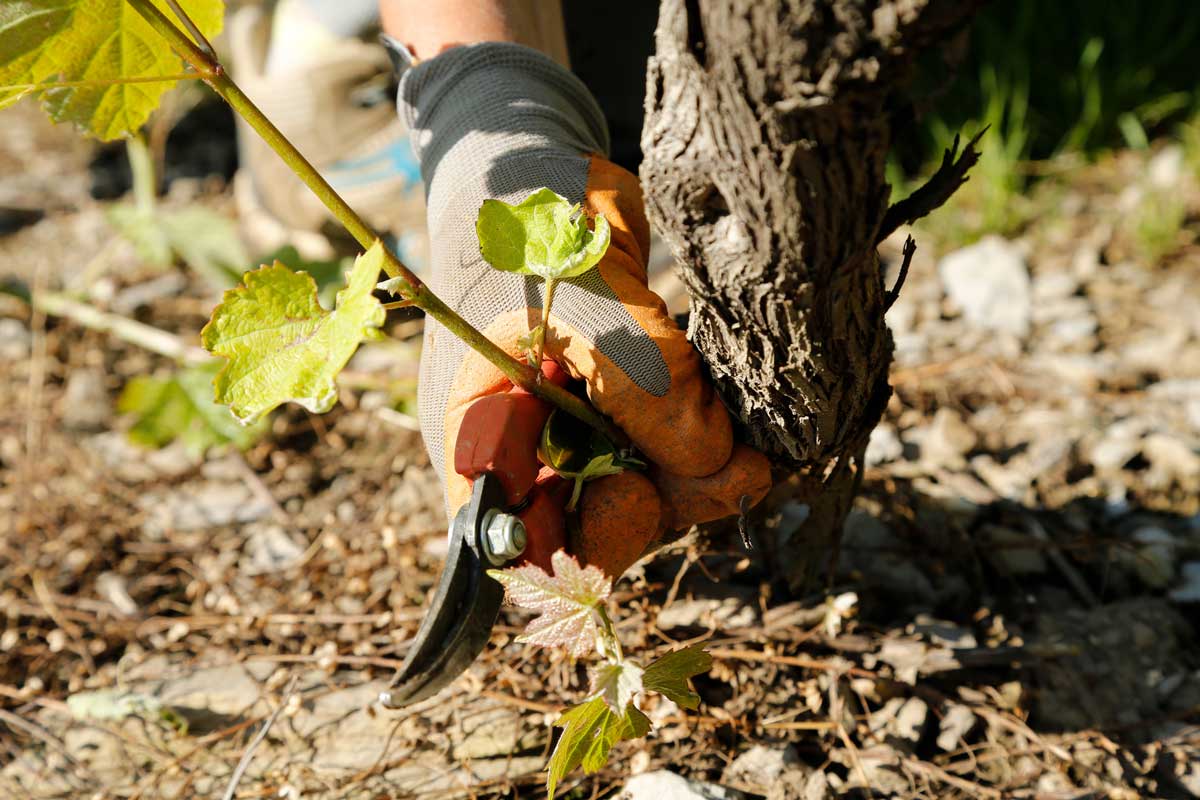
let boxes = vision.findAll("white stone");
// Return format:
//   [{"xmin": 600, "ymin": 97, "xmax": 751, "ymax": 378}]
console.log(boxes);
[
  {"xmin": 1143, "ymin": 434, "xmax": 1200, "ymax": 480},
  {"xmin": 919, "ymin": 408, "xmax": 978, "ymax": 466},
  {"xmin": 241, "ymin": 524, "xmax": 306, "ymax": 576},
  {"xmin": 1032, "ymin": 271, "xmax": 1079, "ymax": 301},
  {"xmin": 139, "ymin": 481, "xmax": 274, "ymax": 537},
  {"xmin": 1147, "ymin": 144, "xmax": 1184, "ymax": 190},
  {"xmin": 60, "ymin": 368, "xmax": 109, "ymax": 431},
  {"xmin": 936, "ymin": 703, "xmax": 976, "ymax": 751},
  {"xmin": 158, "ymin": 665, "xmax": 261, "ymax": 716},
  {"xmin": 865, "ymin": 423, "xmax": 903, "ymax": 466},
  {"xmin": 892, "ymin": 696, "xmax": 929, "ymax": 745},
  {"xmin": 1089, "ymin": 430, "xmax": 1143, "ymax": 472},
  {"xmin": 95, "ymin": 572, "xmax": 138, "ymax": 616},
  {"xmin": 620, "ymin": 770, "xmax": 742, "ymax": 800},
  {"xmin": 1049, "ymin": 315, "xmax": 1098, "ymax": 345},
  {"xmin": 0, "ymin": 317, "xmax": 31, "ymax": 360},
  {"xmin": 722, "ymin": 744, "xmax": 799, "ymax": 788},
  {"xmin": 938, "ymin": 236, "xmax": 1031, "ymax": 336},
  {"xmin": 658, "ymin": 593, "xmax": 758, "ymax": 630}
]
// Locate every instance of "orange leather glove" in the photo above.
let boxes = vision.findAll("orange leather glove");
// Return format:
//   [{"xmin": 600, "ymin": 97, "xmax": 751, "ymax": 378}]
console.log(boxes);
[{"xmin": 392, "ymin": 40, "xmax": 771, "ymax": 577}]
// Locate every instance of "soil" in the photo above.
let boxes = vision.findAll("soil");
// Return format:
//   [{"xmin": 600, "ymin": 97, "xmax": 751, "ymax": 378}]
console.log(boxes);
[{"xmin": 1, "ymin": 101, "xmax": 1198, "ymax": 798}]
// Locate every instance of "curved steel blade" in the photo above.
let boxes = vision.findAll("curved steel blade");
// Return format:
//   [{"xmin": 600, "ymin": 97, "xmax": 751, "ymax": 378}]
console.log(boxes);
[{"xmin": 380, "ymin": 473, "xmax": 506, "ymax": 708}]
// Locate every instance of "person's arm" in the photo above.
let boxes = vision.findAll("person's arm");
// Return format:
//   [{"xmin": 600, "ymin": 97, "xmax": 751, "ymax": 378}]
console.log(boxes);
[
  {"xmin": 379, "ymin": 0, "xmax": 569, "ymax": 66},
  {"xmin": 381, "ymin": 1, "xmax": 771, "ymax": 578}
]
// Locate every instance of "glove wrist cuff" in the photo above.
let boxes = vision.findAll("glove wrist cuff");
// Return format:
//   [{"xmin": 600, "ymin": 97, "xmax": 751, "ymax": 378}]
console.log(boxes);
[{"xmin": 383, "ymin": 38, "xmax": 610, "ymax": 190}]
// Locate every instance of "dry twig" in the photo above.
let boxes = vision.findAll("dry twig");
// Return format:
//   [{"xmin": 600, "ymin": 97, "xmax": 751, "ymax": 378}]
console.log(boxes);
[{"xmin": 221, "ymin": 676, "xmax": 297, "ymax": 800}]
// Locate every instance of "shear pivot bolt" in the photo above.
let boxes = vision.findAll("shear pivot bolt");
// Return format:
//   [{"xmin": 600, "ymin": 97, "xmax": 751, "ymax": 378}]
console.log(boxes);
[{"xmin": 482, "ymin": 510, "xmax": 527, "ymax": 565}]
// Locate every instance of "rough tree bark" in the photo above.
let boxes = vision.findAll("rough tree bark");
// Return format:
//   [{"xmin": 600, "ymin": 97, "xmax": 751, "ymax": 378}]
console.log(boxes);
[{"xmin": 641, "ymin": 0, "xmax": 983, "ymax": 589}]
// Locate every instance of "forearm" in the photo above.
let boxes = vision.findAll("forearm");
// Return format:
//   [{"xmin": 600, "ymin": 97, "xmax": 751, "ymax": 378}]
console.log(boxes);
[{"xmin": 378, "ymin": 0, "xmax": 568, "ymax": 65}]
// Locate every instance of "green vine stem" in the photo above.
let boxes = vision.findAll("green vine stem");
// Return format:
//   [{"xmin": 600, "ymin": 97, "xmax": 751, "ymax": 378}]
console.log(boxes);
[
  {"xmin": 127, "ymin": 132, "xmax": 157, "ymax": 215},
  {"xmin": 595, "ymin": 604, "xmax": 624, "ymax": 664},
  {"xmin": 124, "ymin": 0, "xmax": 627, "ymax": 447},
  {"xmin": 530, "ymin": 277, "xmax": 557, "ymax": 367}
]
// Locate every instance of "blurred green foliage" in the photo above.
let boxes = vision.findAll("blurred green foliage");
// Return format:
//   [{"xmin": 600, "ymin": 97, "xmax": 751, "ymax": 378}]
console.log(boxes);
[
  {"xmin": 893, "ymin": 0, "xmax": 1200, "ymax": 242},
  {"xmin": 119, "ymin": 361, "xmax": 268, "ymax": 454},
  {"xmin": 904, "ymin": 0, "xmax": 1200, "ymax": 165}
]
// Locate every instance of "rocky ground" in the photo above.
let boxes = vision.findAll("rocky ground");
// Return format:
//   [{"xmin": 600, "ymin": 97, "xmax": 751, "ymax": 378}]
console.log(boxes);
[{"xmin": 1, "ymin": 101, "xmax": 1199, "ymax": 798}]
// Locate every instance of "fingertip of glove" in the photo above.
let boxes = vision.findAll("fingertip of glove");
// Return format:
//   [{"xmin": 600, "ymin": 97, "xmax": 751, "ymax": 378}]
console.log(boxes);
[
  {"xmin": 641, "ymin": 401, "xmax": 734, "ymax": 479},
  {"xmin": 577, "ymin": 472, "xmax": 661, "ymax": 579},
  {"xmin": 657, "ymin": 443, "xmax": 773, "ymax": 530}
]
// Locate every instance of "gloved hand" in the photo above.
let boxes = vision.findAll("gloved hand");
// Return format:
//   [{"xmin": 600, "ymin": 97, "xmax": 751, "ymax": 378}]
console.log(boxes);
[{"xmin": 390, "ymin": 40, "xmax": 771, "ymax": 578}]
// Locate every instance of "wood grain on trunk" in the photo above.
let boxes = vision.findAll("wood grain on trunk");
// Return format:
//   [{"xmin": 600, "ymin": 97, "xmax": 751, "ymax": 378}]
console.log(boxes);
[{"xmin": 641, "ymin": 0, "xmax": 982, "ymax": 587}]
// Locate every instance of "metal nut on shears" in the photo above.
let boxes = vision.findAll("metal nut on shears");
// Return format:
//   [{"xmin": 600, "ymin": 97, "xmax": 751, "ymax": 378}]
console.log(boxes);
[{"xmin": 481, "ymin": 509, "xmax": 526, "ymax": 565}]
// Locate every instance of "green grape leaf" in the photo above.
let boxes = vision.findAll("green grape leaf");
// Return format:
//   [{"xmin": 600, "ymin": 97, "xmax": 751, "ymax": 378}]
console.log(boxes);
[
  {"xmin": 642, "ymin": 643, "xmax": 712, "ymax": 710},
  {"xmin": 0, "ymin": 0, "xmax": 225, "ymax": 140},
  {"xmin": 267, "ymin": 245, "xmax": 351, "ymax": 309},
  {"xmin": 159, "ymin": 206, "xmax": 249, "ymax": 287},
  {"xmin": 108, "ymin": 204, "xmax": 248, "ymax": 286},
  {"xmin": 589, "ymin": 660, "xmax": 644, "ymax": 714},
  {"xmin": 547, "ymin": 696, "xmax": 650, "ymax": 799},
  {"xmin": 582, "ymin": 702, "xmax": 649, "ymax": 773},
  {"xmin": 476, "ymin": 188, "xmax": 611, "ymax": 281},
  {"xmin": 487, "ymin": 549, "xmax": 611, "ymax": 658},
  {"xmin": 516, "ymin": 324, "xmax": 542, "ymax": 365},
  {"xmin": 201, "ymin": 241, "xmax": 387, "ymax": 423},
  {"xmin": 118, "ymin": 361, "xmax": 267, "ymax": 455},
  {"xmin": 108, "ymin": 205, "xmax": 172, "ymax": 267},
  {"xmin": 67, "ymin": 689, "xmax": 188, "ymax": 734},
  {"xmin": 561, "ymin": 452, "xmax": 627, "ymax": 512}
]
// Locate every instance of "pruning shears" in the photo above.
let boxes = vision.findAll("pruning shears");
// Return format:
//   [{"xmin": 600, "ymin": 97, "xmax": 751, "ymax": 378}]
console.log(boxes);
[{"xmin": 379, "ymin": 364, "xmax": 573, "ymax": 708}]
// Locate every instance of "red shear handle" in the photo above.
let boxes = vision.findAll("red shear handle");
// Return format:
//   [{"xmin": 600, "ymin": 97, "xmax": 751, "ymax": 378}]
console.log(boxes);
[{"xmin": 453, "ymin": 361, "xmax": 570, "ymax": 570}]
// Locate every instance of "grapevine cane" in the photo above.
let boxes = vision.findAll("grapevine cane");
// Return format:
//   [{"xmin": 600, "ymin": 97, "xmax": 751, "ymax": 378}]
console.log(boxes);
[{"xmin": 122, "ymin": 0, "xmax": 627, "ymax": 446}]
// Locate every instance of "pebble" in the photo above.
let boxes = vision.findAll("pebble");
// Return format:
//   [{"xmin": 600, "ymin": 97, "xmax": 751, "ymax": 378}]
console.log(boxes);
[
  {"xmin": 1169, "ymin": 562, "xmax": 1200, "ymax": 603},
  {"xmin": 95, "ymin": 572, "xmax": 138, "ymax": 617},
  {"xmin": 910, "ymin": 616, "xmax": 977, "ymax": 648},
  {"xmin": 841, "ymin": 509, "xmax": 897, "ymax": 551},
  {"xmin": 865, "ymin": 423, "xmax": 903, "ymax": 467},
  {"xmin": 658, "ymin": 590, "xmax": 759, "ymax": 630},
  {"xmin": 1088, "ymin": 422, "xmax": 1145, "ymax": 472},
  {"xmin": 722, "ymin": 744, "xmax": 799, "ymax": 788},
  {"xmin": 1049, "ymin": 315, "xmax": 1098, "ymax": 345},
  {"xmin": 59, "ymin": 368, "xmax": 110, "ymax": 431},
  {"xmin": 1032, "ymin": 271, "xmax": 1080, "ymax": 301},
  {"xmin": 0, "ymin": 317, "xmax": 31, "ymax": 360},
  {"xmin": 1147, "ymin": 144, "xmax": 1184, "ymax": 189},
  {"xmin": 938, "ymin": 236, "xmax": 1032, "ymax": 336},
  {"xmin": 1123, "ymin": 326, "xmax": 1191, "ymax": 374},
  {"xmin": 241, "ymin": 524, "xmax": 306, "ymax": 576},
  {"xmin": 936, "ymin": 703, "xmax": 977, "ymax": 751},
  {"xmin": 918, "ymin": 408, "xmax": 978, "ymax": 466},
  {"xmin": 1125, "ymin": 527, "xmax": 1177, "ymax": 588},
  {"xmin": 139, "ymin": 481, "xmax": 274, "ymax": 537},
  {"xmin": 1142, "ymin": 434, "xmax": 1200, "ymax": 481},
  {"xmin": 620, "ymin": 770, "xmax": 742, "ymax": 800},
  {"xmin": 774, "ymin": 501, "xmax": 811, "ymax": 546},
  {"xmin": 84, "ymin": 433, "xmax": 198, "ymax": 483},
  {"xmin": 980, "ymin": 525, "xmax": 1048, "ymax": 576},
  {"xmin": 892, "ymin": 696, "xmax": 929, "ymax": 744}
]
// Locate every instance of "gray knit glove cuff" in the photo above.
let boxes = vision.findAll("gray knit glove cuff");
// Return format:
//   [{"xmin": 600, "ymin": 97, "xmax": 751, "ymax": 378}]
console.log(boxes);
[{"xmin": 384, "ymin": 39, "xmax": 610, "ymax": 219}]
